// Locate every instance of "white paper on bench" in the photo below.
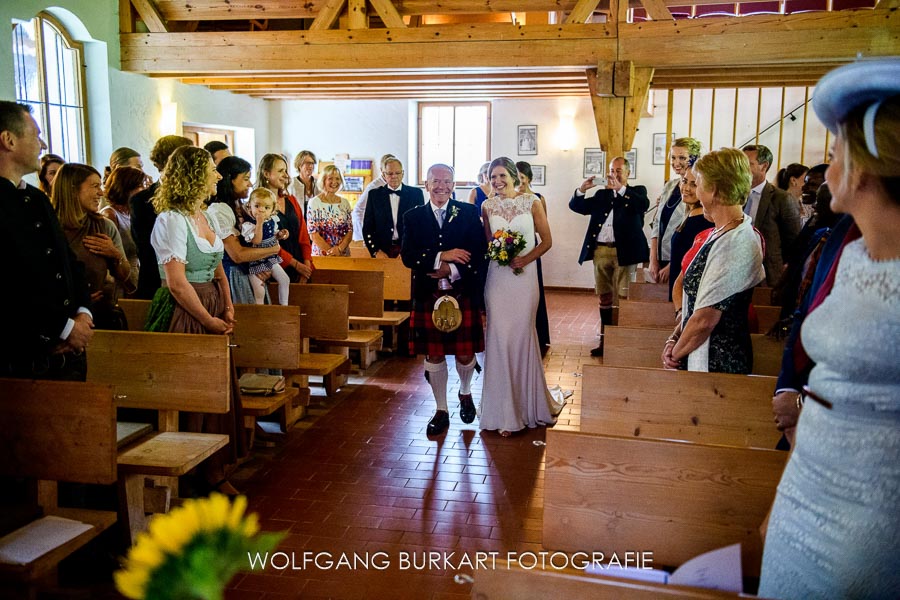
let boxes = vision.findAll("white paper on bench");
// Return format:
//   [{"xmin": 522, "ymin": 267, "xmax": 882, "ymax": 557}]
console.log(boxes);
[
  {"xmin": 0, "ymin": 516, "xmax": 93, "ymax": 565},
  {"xmin": 585, "ymin": 543, "xmax": 743, "ymax": 592}
]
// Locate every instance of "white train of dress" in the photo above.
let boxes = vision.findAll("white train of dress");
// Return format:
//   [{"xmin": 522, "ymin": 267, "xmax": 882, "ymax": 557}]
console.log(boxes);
[{"xmin": 479, "ymin": 194, "xmax": 565, "ymax": 433}]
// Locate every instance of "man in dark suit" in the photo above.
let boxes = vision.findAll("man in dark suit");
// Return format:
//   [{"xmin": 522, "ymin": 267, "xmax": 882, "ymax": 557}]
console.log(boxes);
[
  {"xmin": 363, "ymin": 157, "xmax": 424, "ymax": 258},
  {"xmin": 742, "ymin": 144, "xmax": 802, "ymax": 286},
  {"xmin": 0, "ymin": 101, "xmax": 93, "ymax": 380},
  {"xmin": 569, "ymin": 156, "xmax": 649, "ymax": 356},
  {"xmin": 130, "ymin": 135, "xmax": 192, "ymax": 299},
  {"xmin": 401, "ymin": 163, "xmax": 486, "ymax": 437}
]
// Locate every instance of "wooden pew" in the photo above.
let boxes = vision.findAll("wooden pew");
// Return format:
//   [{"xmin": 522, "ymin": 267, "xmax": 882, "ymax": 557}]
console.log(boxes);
[
  {"xmin": 284, "ymin": 283, "xmax": 352, "ymax": 396},
  {"xmin": 231, "ymin": 303, "xmax": 305, "ymax": 433},
  {"xmin": 0, "ymin": 379, "xmax": 118, "ymax": 587},
  {"xmin": 581, "ymin": 365, "xmax": 781, "ymax": 448},
  {"xmin": 752, "ymin": 286, "xmax": 773, "ymax": 306},
  {"xmin": 87, "ymin": 331, "xmax": 231, "ymax": 543},
  {"xmin": 304, "ymin": 269, "xmax": 384, "ymax": 368},
  {"xmin": 544, "ymin": 429, "xmax": 787, "ymax": 576},
  {"xmin": 603, "ymin": 326, "xmax": 784, "ymax": 377},
  {"xmin": 628, "ymin": 281, "xmax": 670, "ymax": 302},
  {"xmin": 472, "ymin": 560, "xmax": 747, "ymax": 599},
  {"xmin": 619, "ymin": 299, "xmax": 782, "ymax": 335},
  {"xmin": 313, "ymin": 255, "xmax": 412, "ymax": 354}
]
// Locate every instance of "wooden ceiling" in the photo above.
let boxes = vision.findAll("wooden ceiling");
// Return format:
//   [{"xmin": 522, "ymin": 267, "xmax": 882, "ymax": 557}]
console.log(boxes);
[{"xmin": 119, "ymin": 0, "xmax": 899, "ymax": 100}]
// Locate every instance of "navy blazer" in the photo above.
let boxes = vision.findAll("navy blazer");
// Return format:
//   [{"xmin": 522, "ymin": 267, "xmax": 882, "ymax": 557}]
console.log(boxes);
[
  {"xmin": 362, "ymin": 184, "xmax": 425, "ymax": 257},
  {"xmin": 569, "ymin": 185, "xmax": 650, "ymax": 266},
  {"xmin": 130, "ymin": 181, "xmax": 161, "ymax": 299},
  {"xmin": 400, "ymin": 200, "xmax": 486, "ymax": 303},
  {"xmin": 1, "ymin": 179, "xmax": 90, "ymax": 362}
]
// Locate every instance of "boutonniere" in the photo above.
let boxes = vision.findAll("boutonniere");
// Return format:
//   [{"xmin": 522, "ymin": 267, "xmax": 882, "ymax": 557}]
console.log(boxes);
[{"xmin": 448, "ymin": 205, "xmax": 459, "ymax": 223}]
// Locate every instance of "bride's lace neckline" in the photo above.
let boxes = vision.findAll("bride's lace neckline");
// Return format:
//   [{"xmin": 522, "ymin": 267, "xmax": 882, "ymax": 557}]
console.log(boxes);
[{"xmin": 484, "ymin": 193, "xmax": 537, "ymax": 222}]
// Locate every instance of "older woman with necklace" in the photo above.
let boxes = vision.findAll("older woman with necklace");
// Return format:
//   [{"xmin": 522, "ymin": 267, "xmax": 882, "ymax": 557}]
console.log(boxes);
[
  {"xmin": 662, "ymin": 148, "xmax": 765, "ymax": 374},
  {"xmin": 307, "ymin": 164, "xmax": 353, "ymax": 256}
]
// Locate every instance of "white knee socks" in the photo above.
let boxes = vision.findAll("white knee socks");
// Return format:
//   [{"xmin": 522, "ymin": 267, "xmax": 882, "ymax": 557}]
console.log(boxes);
[
  {"xmin": 456, "ymin": 357, "xmax": 476, "ymax": 395},
  {"xmin": 424, "ymin": 359, "xmax": 448, "ymax": 412}
]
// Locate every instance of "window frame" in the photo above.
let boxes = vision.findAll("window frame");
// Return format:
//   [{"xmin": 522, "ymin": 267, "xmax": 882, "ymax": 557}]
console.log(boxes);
[
  {"xmin": 13, "ymin": 12, "xmax": 91, "ymax": 164},
  {"xmin": 417, "ymin": 101, "xmax": 491, "ymax": 186}
]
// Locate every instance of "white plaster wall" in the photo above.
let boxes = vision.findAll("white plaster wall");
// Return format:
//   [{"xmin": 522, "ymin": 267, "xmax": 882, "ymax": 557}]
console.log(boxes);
[{"xmin": 272, "ymin": 100, "xmax": 409, "ymax": 175}]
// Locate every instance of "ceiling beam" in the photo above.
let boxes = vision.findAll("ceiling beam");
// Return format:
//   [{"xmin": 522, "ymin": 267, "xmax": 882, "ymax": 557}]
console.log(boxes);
[
  {"xmin": 639, "ymin": 0, "xmax": 673, "ymax": 21},
  {"xmin": 309, "ymin": 0, "xmax": 346, "ymax": 30},
  {"xmin": 369, "ymin": 0, "xmax": 407, "ymax": 28},
  {"xmin": 131, "ymin": 0, "xmax": 168, "ymax": 32}
]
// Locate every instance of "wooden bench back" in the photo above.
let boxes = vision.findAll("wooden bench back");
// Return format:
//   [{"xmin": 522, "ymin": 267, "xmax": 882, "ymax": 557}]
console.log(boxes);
[
  {"xmin": 754, "ymin": 304, "xmax": 780, "ymax": 335},
  {"xmin": 581, "ymin": 365, "xmax": 780, "ymax": 447},
  {"xmin": 752, "ymin": 286, "xmax": 773, "ymax": 306},
  {"xmin": 311, "ymin": 269, "xmax": 384, "ymax": 317},
  {"xmin": 544, "ymin": 430, "xmax": 786, "ymax": 575},
  {"xmin": 118, "ymin": 298, "xmax": 150, "ymax": 331},
  {"xmin": 87, "ymin": 331, "xmax": 231, "ymax": 414},
  {"xmin": 312, "ymin": 255, "xmax": 411, "ymax": 301},
  {"xmin": 285, "ymin": 283, "xmax": 350, "ymax": 340},
  {"xmin": 603, "ymin": 326, "xmax": 784, "ymax": 376},
  {"xmin": 618, "ymin": 300, "xmax": 676, "ymax": 328},
  {"xmin": 628, "ymin": 281, "xmax": 669, "ymax": 302},
  {"xmin": 0, "ymin": 379, "xmax": 117, "ymax": 485},
  {"xmin": 231, "ymin": 304, "xmax": 302, "ymax": 370}
]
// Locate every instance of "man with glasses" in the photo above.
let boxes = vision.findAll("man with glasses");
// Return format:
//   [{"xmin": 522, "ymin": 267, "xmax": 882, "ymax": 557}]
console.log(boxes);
[
  {"xmin": 363, "ymin": 157, "xmax": 425, "ymax": 258},
  {"xmin": 352, "ymin": 153, "xmax": 395, "ymax": 240}
]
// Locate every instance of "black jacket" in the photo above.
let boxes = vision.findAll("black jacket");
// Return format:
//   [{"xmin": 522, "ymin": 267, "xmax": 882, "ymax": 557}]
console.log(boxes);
[
  {"xmin": 363, "ymin": 184, "xmax": 425, "ymax": 257},
  {"xmin": 129, "ymin": 181, "xmax": 161, "ymax": 299},
  {"xmin": 1, "ymin": 179, "xmax": 89, "ymax": 361},
  {"xmin": 569, "ymin": 185, "xmax": 650, "ymax": 266},
  {"xmin": 400, "ymin": 200, "xmax": 486, "ymax": 304}
]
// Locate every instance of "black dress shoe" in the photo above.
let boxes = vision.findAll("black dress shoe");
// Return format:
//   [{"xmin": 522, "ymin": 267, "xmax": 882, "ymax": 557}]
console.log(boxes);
[
  {"xmin": 590, "ymin": 344, "xmax": 604, "ymax": 357},
  {"xmin": 427, "ymin": 410, "xmax": 450, "ymax": 436},
  {"xmin": 458, "ymin": 393, "xmax": 476, "ymax": 424}
]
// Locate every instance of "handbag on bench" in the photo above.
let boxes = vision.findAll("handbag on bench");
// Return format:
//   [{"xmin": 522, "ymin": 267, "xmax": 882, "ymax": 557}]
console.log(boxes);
[{"xmin": 238, "ymin": 373, "xmax": 286, "ymax": 396}]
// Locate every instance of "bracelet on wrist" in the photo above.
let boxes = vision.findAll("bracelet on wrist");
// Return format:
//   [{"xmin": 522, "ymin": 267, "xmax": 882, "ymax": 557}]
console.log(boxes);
[{"xmin": 795, "ymin": 394, "xmax": 804, "ymax": 411}]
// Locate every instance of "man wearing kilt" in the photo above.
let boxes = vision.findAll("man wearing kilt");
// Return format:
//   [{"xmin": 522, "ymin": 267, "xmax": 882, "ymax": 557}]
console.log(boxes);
[{"xmin": 401, "ymin": 164, "xmax": 487, "ymax": 437}]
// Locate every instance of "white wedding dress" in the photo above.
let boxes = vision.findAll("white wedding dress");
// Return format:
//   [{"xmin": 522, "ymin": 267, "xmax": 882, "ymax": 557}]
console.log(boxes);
[{"xmin": 480, "ymin": 194, "xmax": 565, "ymax": 433}]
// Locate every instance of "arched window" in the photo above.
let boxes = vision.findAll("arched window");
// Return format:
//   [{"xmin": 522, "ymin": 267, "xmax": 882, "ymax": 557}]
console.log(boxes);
[{"xmin": 12, "ymin": 13, "xmax": 88, "ymax": 163}]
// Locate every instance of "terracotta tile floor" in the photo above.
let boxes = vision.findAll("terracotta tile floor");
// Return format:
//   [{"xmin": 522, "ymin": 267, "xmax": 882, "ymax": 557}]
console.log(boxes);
[{"xmin": 228, "ymin": 290, "xmax": 600, "ymax": 599}]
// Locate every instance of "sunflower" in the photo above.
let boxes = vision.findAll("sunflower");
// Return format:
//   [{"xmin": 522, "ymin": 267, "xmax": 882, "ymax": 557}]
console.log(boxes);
[{"xmin": 115, "ymin": 493, "xmax": 282, "ymax": 600}]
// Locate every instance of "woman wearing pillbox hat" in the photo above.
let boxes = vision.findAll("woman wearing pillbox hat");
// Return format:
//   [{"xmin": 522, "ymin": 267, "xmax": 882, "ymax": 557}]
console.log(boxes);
[{"xmin": 759, "ymin": 58, "xmax": 900, "ymax": 599}]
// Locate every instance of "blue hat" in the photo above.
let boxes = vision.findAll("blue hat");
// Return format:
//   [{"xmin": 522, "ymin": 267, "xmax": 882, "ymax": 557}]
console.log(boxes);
[{"xmin": 813, "ymin": 58, "xmax": 900, "ymax": 159}]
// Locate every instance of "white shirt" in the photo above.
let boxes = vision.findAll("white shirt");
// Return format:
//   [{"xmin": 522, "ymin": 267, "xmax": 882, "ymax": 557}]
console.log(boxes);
[
  {"xmin": 597, "ymin": 187, "xmax": 626, "ymax": 243},
  {"xmin": 352, "ymin": 177, "xmax": 387, "ymax": 240},
  {"xmin": 745, "ymin": 181, "xmax": 766, "ymax": 222},
  {"xmin": 429, "ymin": 201, "xmax": 459, "ymax": 281},
  {"xmin": 388, "ymin": 187, "xmax": 402, "ymax": 240}
]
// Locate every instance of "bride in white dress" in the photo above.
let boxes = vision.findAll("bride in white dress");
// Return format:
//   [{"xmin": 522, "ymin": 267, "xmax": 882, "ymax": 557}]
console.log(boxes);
[{"xmin": 480, "ymin": 157, "xmax": 565, "ymax": 436}]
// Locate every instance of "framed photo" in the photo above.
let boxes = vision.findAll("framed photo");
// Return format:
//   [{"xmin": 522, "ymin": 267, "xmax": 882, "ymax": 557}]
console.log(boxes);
[
  {"xmin": 343, "ymin": 176, "xmax": 364, "ymax": 193},
  {"xmin": 531, "ymin": 165, "xmax": 546, "ymax": 186},
  {"xmin": 583, "ymin": 148, "xmax": 606, "ymax": 179},
  {"xmin": 652, "ymin": 133, "xmax": 675, "ymax": 165},
  {"xmin": 625, "ymin": 149, "xmax": 637, "ymax": 179},
  {"xmin": 518, "ymin": 125, "xmax": 537, "ymax": 156}
]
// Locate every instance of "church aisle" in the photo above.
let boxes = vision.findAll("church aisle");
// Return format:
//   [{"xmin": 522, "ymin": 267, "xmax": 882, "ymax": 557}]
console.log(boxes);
[{"xmin": 226, "ymin": 290, "xmax": 597, "ymax": 599}]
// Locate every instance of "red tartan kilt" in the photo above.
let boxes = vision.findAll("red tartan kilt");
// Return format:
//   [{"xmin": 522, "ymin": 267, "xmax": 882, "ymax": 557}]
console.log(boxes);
[{"xmin": 409, "ymin": 293, "xmax": 484, "ymax": 357}]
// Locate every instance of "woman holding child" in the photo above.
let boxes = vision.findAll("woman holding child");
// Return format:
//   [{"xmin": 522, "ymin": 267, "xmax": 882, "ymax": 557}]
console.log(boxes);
[{"xmin": 257, "ymin": 153, "xmax": 314, "ymax": 282}]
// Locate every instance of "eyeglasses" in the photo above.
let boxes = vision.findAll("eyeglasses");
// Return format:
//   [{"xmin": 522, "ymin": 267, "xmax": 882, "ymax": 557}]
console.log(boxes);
[
  {"xmin": 300, "ymin": 161, "xmax": 316, "ymax": 166},
  {"xmin": 384, "ymin": 171, "xmax": 403, "ymax": 176}
]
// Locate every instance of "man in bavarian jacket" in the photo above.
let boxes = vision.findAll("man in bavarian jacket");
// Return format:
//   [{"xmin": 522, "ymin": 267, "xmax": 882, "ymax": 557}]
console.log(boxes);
[{"xmin": 569, "ymin": 156, "xmax": 649, "ymax": 356}]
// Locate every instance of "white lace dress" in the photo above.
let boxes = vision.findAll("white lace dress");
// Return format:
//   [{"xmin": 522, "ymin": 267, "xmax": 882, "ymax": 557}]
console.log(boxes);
[
  {"xmin": 479, "ymin": 194, "xmax": 564, "ymax": 433},
  {"xmin": 759, "ymin": 239, "xmax": 900, "ymax": 599}
]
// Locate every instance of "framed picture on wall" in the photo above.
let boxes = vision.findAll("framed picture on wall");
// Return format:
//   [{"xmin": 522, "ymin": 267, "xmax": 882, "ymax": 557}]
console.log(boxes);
[
  {"xmin": 531, "ymin": 165, "xmax": 546, "ymax": 186},
  {"xmin": 583, "ymin": 148, "xmax": 606, "ymax": 179},
  {"xmin": 518, "ymin": 125, "xmax": 538, "ymax": 155},
  {"xmin": 625, "ymin": 149, "xmax": 637, "ymax": 179},
  {"xmin": 652, "ymin": 133, "xmax": 675, "ymax": 165},
  {"xmin": 344, "ymin": 176, "xmax": 365, "ymax": 193}
]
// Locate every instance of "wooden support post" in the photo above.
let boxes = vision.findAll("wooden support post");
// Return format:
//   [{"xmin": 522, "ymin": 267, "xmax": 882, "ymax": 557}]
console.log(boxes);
[
  {"xmin": 369, "ymin": 0, "xmax": 407, "ymax": 28},
  {"xmin": 119, "ymin": 0, "xmax": 134, "ymax": 33},
  {"xmin": 310, "ymin": 0, "xmax": 346, "ymax": 30},
  {"xmin": 640, "ymin": 0, "xmax": 674, "ymax": 20},
  {"xmin": 348, "ymin": 0, "xmax": 367, "ymax": 29},
  {"xmin": 131, "ymin": 0, "xmax": 168, "ymax": 32},
  {"xmin": 566, "ymin": 0, "xmax": 603, "ymax": 24}
]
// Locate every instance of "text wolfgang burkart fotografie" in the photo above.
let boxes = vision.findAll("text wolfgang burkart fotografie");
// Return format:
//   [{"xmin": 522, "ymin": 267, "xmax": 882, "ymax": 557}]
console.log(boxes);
[{"xmin": 248, "ymin": 550, "xmax": 654, "ymax": 572}]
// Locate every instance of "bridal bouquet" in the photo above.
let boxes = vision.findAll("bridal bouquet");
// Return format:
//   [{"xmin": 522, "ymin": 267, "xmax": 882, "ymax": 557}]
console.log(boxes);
[{"xmin": 487, "ymin": 228, "xmax": 528, "ymax": 275}]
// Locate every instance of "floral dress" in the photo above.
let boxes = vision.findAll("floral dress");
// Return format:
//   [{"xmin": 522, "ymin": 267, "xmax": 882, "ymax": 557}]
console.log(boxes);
[{"xmin": 306, "ymin": 196, "xmax": 352, "ymax": 256}]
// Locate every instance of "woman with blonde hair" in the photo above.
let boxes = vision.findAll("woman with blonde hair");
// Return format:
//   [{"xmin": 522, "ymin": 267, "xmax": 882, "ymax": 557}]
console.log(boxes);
[
  {"xmin": 53, "ymin": 163, "xmax": 135, "ymax": 328},
  {"xmin": 759, "ymin": 59, "xmax": 900, "ymax": 600},
  {"xmin": 661, "ymin": 148, "xmax": 765, "ymax": 373},
  {"xmin": 147, "ymin": 145, "xmax": 245, "ymax": 495},
  {"xmin": 290, "ymin": 149, "xmax": 318, "ymax": 212},
  {"xmin": 307, "ymin": 164, "xmax": 353, "ymax": 256},
  {"xmin": 257, "ymin": 153, "xmax": 313, "ymax": 282}
]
